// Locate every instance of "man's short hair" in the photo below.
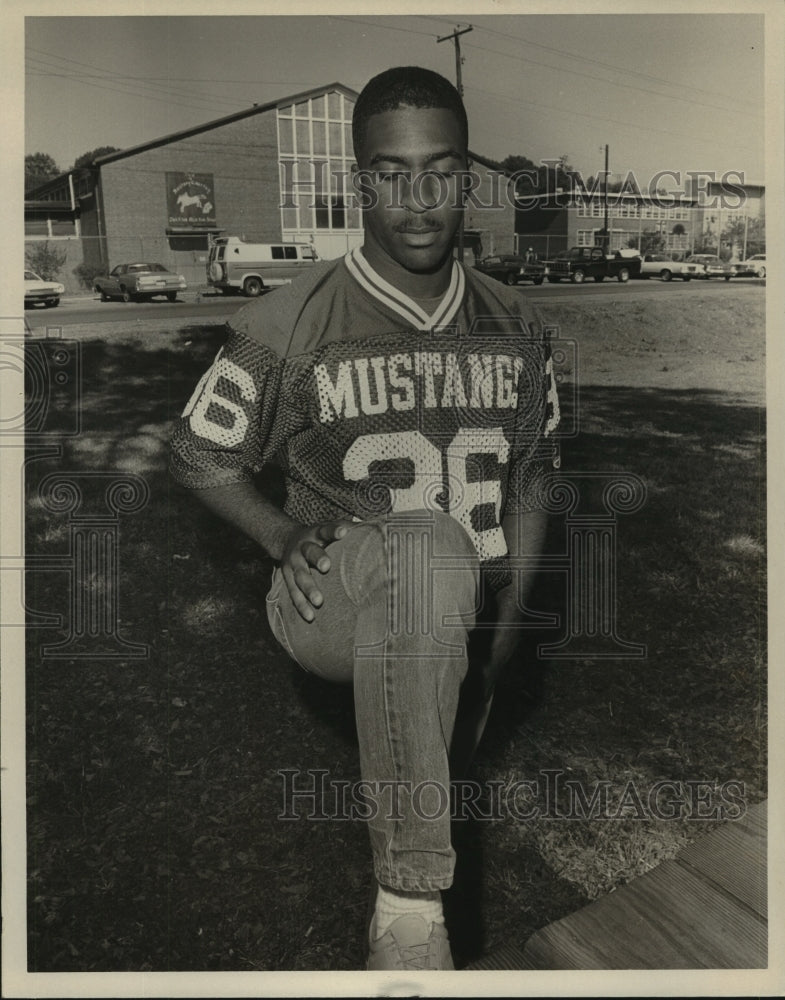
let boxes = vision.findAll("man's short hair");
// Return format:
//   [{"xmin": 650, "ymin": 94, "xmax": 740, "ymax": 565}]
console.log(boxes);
[{"xmin": 352, "ymin": 66, "xmax": 469, "ymax": 158}]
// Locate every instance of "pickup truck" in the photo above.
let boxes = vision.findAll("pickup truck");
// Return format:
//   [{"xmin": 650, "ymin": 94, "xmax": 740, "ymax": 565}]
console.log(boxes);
[
  {"xmin": 474, "ymin": 254, "xmax": 545, "ymax": 286},
  {"xmin": 543, "ymin": 247, "xmax": 642, "ymax": 284}
]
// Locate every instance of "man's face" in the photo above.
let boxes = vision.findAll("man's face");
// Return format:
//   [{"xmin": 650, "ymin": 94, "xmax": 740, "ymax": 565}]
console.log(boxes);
[{"xmin": 353, "ymin": 105, "xmax": 468, "ymax": 278}]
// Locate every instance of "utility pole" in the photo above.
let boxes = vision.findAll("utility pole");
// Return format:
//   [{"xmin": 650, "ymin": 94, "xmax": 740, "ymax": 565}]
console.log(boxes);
[
  {"xmin": 437, "ymin": 24, "xmax": 473, "ymax": 96},
  {"xmin": 437, "ymin": 24, "xmax": 473, "ymax": 263},
  {"xmin": 602, "ymin": 143, "xmax": 609, "ymax": 253}
]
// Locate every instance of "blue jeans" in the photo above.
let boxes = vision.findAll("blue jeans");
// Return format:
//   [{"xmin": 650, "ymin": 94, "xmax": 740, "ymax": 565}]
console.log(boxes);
[{"xmin": 265, "ymin": 509, "xmax": 492, "ymax": 891}]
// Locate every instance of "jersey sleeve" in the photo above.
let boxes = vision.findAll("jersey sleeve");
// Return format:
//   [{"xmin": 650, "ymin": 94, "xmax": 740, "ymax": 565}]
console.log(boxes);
[
  {"xmin": 504, "ymin": 324, "xmax": 561, "ymax": 515},
  {"xmin": 169, "ymin": 326, "xmax": 290, "ymax": 489}
]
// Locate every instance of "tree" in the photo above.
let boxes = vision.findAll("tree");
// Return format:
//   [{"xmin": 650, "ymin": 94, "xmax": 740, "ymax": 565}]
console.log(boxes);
[
  {"xmin": 501, "ymin": 151, "xmax": 576, "ymax": 197},
  {"xmin": 722, "ymin": 215, "xmax": 765, "ymax": 259},
  {"xmin": 639, "ymin": 229, "xmax": 667, "ymax": 254},
  {"xmin": 25, "ymin": 241, "xmax": 67, "ymax": 280},
  {"xmin": 25, "ymin": 152, "xmax": 61, "ymax": 193},
  {"xmin": 72, "ymin": 146, "xmax": 120, "ymax": 170},
  {"xmin": 693, "ymin": 227, "xmax": 719, "ymax": 255}
]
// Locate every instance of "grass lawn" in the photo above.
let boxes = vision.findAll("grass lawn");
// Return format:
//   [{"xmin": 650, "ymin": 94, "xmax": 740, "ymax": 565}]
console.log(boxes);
[{"xmin": 24, "ymin": 288, "xmax": 766, "ymax": 971}]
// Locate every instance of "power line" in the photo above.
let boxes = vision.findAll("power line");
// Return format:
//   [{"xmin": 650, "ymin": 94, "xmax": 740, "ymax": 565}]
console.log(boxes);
[
  {"xmin": 26, "ymin": 51, "xmax": 247, "ymax": 112},
  {"xmin": 26, "ymin": 46, "xmax": 319, "ymax": 88},
  {"xmin": 415, "ymin": 14, "xmax": 760, "ymax": 111},
  {"xmin": 462, "ymin": 39, "xmax": 762, "ymax": 120},
  {"xmin": 466, "ymin": 83, "xmax": 760, "ymax": 158},
  {"xmin": 325, "ymin": 15, "xmax": 439, "ymax": 38},
  {"xmin": 321, "ymin": 15, "xmax": 761, "ymax": 119},
  {"xmin": 26, "ymin": 67, "xmax": 244, "ymax": 118}
]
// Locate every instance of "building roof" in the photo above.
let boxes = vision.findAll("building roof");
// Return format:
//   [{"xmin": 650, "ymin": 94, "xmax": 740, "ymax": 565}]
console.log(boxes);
[
  {"xmin": 93, "ymin": 82, "xmax": 359, "ymax": 166},
  {"xmin": 25, "ymin": 82, "xmax": 360, "ymax": 199},
  {"xmin": 24, "ymin": 199, "xmax": 75, "ymax": 211}
]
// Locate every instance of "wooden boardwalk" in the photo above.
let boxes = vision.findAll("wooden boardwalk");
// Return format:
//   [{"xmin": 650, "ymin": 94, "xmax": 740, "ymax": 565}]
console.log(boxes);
[{"xmin": 468, "ymin": 800, "xmax": 767, "ymax": 970}]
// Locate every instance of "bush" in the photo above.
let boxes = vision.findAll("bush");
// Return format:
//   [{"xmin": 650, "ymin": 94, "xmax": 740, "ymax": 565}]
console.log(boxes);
[
  {"xmin": 73, "ymin": 262, "xmax": 107, "ymax": 290},
  {"xmin": 25, "ymin": 242, "xmax": 67, "ymax": 280}
]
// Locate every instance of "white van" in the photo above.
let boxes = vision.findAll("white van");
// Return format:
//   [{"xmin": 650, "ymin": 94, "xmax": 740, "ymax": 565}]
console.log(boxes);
[{"xmin": 206, "ymin": 237, "xmax": 319, "ymax": 296}]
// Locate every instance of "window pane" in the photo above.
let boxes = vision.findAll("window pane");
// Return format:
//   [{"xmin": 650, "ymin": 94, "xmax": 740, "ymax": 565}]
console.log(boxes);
[
  {"xmin": 278, "ymin": 118, "xmax": 294, "ymax": 155},
  {"xmin": 295, "ymin": 120, "xmax": 310, "ymax": 156},
  {"xmin": 297, "ymin": 196, "xmax": 314, "ymax": 229},
  {"xmin": 312, "ymin": 158, "xmax": 328, "ymax": 195},
  {"xmin": 329, "ymin": 161, "xmax": 347, "ymax": 196},
  {"xmin": 343, "ymin": 97, "xmax": 355, "ymax": 121},
  {"xmin": 284, "ymin": 246, "xmax": 297, "ymax": 259},
  {"xmin": 344, "ymin": 123, "xmax": 354, "ymax": 158},
  {"xmin": 311, "ymin": 95, "xmax": 326, "ymax": 119},
  {"xmin": 279, "ymin": 103, "xmax": 293, "ymax": 118},
  {"xmin": 312, "ymin": 121, "xmax": 327, "ymax": 156},
  {"xmin": 279, "ymin": 161, "xmax": 295, "ymax": 201},
  {"xmin": 331, "ymin": 198, "xmax": 346, "ymax": 230},
  {"xmin": 328, "ymin": 122, "xmax": 343, "ymax": 157},
  {"xmin": 346, "ymin": 205, "xmax": 361, "ymax": 229},
  {"xmin": 315, "ymin": 196, "xmax": 330, "ymax": 229},
  {"xmin": 282, "ymin": 207, "xmax": 297, "ymax": 229},
  {"xmin": 327, "ymin": 92, "xmax": 342, "ymax": 119},
  {"xmin": 294, "ymin": 101, "xmax": 309, "ymax": 119}
]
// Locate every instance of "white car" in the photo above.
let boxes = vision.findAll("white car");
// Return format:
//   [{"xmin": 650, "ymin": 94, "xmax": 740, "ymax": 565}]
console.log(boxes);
[
  {"xmin": 25, "ymin": 269, "xmax": 65, "ymax": 308},
  {"xmin": 731, "ymin": 254, "xmax": 766, "ymax": 278},
  {"xmin": 639, "ymin": 253, "xmax": 697, "ymax": 282}
]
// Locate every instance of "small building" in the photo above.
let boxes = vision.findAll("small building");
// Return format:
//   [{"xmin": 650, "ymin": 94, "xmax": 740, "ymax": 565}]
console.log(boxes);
[{"xmin": 26, "ymin": 83, "xmax": 364, "ymax": 290}]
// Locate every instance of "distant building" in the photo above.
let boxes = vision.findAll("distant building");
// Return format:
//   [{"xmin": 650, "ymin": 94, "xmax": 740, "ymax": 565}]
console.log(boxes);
[
  {"xmin": 692, "ymin": 179, "xmax": 765, "ymax": 258},
  {"xmin": 25, "ymin": 84, "xmax": 516, "ymax": 293},
  {"xmin": 26, "ymin": 84, "xmax": 362, "ymax": 289},
  {"xmin": 511, "ymin": 178, "xmax": 766, "ymax": 261},
  {"xmin": 515, "ymin": 192, "xmax": 701, "ymax": 259}
]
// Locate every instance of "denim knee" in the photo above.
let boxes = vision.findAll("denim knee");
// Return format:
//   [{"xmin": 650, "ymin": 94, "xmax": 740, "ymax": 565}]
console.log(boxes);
[
  {"xmin": 386, "ymin": 510, "xmax": 480, "ymax": 619},
  {"xmin": 348, "ymin": 510, "xmax": 480, "ymax": 632}
]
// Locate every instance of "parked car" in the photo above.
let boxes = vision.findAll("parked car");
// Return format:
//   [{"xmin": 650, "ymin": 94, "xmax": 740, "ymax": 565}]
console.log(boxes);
[
  {"xmin": 731, "ymin": 254, "xmax": 766, "ymax": 278},
  {"xmin": 24, "ymin": 269, "xmax": 65, "ymax": 308},
  {"xmin": 682, "ymin": 254, "xmax": 733, "ymax": 280},
  {"xmin": 638, "ymin": 253, "xmax": 697, "ymax": 282},
  {"xmin": 93, "ymin": 263, "xmax": 188, "ymax": 302},
  {"xmin": 543, "ymin": 246, "xmax": 641, "ymax": 284},
  {"xmin": 474, "ymin": 254, "xmax": 545, "ymax": 286}
]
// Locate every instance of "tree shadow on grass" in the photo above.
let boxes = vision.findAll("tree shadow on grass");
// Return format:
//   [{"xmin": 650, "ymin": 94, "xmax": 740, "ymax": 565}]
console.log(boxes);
[{"xmin": 23, "ymin": 333, "xmax": 766, "ymax": 971}]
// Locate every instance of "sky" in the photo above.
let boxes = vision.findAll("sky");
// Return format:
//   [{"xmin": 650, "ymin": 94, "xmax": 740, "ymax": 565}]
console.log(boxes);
[{"xmin": 23, "ymin": 11, "xmax": 767, "ymax": 190}]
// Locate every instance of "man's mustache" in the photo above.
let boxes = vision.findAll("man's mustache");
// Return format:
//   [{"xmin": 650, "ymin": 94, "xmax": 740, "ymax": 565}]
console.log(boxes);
[{"xmin": 392, "ymin": 218, "xmax": 444, "ymax": 233}]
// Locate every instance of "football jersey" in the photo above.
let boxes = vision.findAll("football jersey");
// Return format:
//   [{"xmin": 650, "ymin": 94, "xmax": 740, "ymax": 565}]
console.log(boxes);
[{"xmin": 170, "ymin": 247, "xmax": 560, "ymax": 588}]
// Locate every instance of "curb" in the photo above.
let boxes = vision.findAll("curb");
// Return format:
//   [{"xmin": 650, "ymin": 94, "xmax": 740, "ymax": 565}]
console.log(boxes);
[{"xmin": 59, "ymin": 287, "xmax": 217, "ymax": 305}]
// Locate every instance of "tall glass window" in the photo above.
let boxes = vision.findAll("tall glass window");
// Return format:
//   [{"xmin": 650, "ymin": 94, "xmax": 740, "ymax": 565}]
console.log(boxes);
[{"xmin": 278, "ymin": 90, "xmax": 361, "ymax": 235}]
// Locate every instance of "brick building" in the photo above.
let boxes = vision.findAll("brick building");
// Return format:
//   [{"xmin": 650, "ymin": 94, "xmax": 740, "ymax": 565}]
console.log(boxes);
[
  {"xmin": 25, "ymin": 82, "xmax": 517, "ymax": 294},
  {"xmin": 515, "ymin": 192, "xmax": 702, "ymax": 260}
]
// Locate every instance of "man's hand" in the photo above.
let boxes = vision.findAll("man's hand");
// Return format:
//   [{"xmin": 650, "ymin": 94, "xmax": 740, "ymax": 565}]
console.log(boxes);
[{"xmin": 281, "ymin": 520, "xmax": 355, "ymax": 622}]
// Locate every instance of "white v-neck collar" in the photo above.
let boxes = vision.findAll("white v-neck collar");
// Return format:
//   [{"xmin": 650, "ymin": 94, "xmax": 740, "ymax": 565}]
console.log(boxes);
[{"xmin": 345, "ymin": 246, "xmax": 465, "ymax": 332}]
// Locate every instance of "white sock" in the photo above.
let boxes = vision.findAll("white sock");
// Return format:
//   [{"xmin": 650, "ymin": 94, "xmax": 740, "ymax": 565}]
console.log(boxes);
[{"xmin": 373, "ymin": 884, "xmax": 444, "ymax": 938}]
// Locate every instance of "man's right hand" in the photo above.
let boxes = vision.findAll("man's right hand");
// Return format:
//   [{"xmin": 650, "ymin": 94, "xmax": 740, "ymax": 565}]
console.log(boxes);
[{"xmin": 281, "ymin": 520, "xmax": 354, "ymax": 622}]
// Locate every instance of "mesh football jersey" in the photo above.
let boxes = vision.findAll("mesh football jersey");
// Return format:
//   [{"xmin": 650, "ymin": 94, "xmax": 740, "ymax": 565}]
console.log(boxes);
[{"xmin": 170, "ymin": 247, "xmax": 560, "ymax": 588}]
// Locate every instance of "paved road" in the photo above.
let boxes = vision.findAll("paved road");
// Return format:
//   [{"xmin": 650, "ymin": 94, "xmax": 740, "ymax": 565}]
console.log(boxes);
[{"xmin": 23, "ymin": 277, "xmax": 765, "ymax": 332}]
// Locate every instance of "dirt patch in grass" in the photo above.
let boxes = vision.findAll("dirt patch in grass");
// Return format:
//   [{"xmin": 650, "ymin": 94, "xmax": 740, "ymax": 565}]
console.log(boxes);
[
  {"xmin": 546, "ymin": 289, "xmax": 764, "ymax": 398},
  {"xmin": 24, "ymin": 289, "xmax": 766, "ymax": 970}
]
